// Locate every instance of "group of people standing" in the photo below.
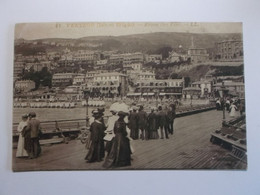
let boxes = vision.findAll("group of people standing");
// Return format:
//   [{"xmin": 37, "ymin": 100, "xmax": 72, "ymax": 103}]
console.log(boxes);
[
  {"xmin": 128, "ymin": 104, "xmax": 176, "ymax": 140},
  {"xmin": 85, "ymin": 108, "xmax": 131, "ymax": 168},
  {"xmin": 216, "ymin": 97, "xmax": 245, "ymax": 117},
  {"xmin": 16, "ymin": 112, "xmax": 42, "ymax": 159},
  {"xmin": 85, "ymin": 103, "xmax": 177, "ymax": 168}
]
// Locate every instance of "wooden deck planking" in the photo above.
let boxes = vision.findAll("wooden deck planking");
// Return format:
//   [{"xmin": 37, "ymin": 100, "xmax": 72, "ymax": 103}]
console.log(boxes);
[{"xmin": 13, "ymin": 110, "xmax": 246, "ymax": 171}]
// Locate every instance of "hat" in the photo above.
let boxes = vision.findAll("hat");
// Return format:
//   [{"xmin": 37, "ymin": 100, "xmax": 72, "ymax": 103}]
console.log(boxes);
[
  {"xmin": 29, "ymin": 112, "xmax": 36, "ymax": 117},
  {"xmin": 22, "ymin": 114, "xmax": 28, "ymax": 118},
  {"xmin": 92, "ymin": 109, "xmax": 100, "ymax": 116},
  {"xmin": 132, "ymin": 106, "xmax": 138, "ymax": 110},
  {"xmin": 118, "ymin": 111, "xmax": 128, "ymax": 116}
]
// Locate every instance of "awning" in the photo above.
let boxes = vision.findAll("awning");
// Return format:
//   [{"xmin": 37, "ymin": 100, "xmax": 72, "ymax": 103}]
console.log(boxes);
[
  {"xmin": 159, "ymin": 93, "xmax": 166, "ymax": 96},
  {"xmin": 142, "ymin": 92, "xmax": 155, "ymax": 96},
  {"xmin": 127, "ymin": 92, "xmax": 141, "ymax": 96},
  {"xmin": 126, "ymin": 93, "xmax": 135, "ymax": 96},
  {"xmin": 165, "ymin": 93, "xmax": 182, "ymax": 95}
]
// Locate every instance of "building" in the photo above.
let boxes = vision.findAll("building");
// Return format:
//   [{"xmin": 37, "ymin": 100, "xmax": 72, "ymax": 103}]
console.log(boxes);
[
  {"xmin": 13, "ymin": 62, "xmax": 25, "ymax": 80},
  {"xmin": 123, "ymin": 52, "xmax": 144, "ymax": 65},
  {"xmin": 73, "ymin": 74, "xmax": 86, "ymax": 85},
  {"xmin": 133, "ymin": 78, "xmax": 184, "ymax": 99},
  {"xmin": 88, "ymin": 72, "xmax": 128, "ymax": 97},
  {"xmin": 138, "ymin": 70, "xmax": 156, "ymax": 80},
  {"xmin": 182, "ymin": 87, "xmax": 201, "ymax": 99},
  {"xmin": 109, "ymin": 52, "xmax": 144, "ymax": 66},
  {"xmin": 15, "ymin": 80, "xmax": 35, "ymax": 93},
  {"xmin": 52, "ymin": 73, "xmax": 77, "ymax": 87},
  {"xmin": 109, "ymin": 54, "xmax": 124, "ymax": 65},
  {"xmin": 215, "ymin": 39, "xmax": 243, "ymax": 61},
  {"xmin": 73, "ymin": 50, "xmax": 100, "ymax": 62},
  {"xmin": 95, "ymin": 59, "xmax": 108, "ymax": 69},
  {"xmin": 187, "ymin": 36, "xmax": 209, "ymax": 63},
  {"xmin": 213, "ymin": 81, "xmax": 245, "ymax": 98},
  {"xmin": 168, "ymin": 51, "xmax": 188, "ymax": 63},
  {"xmin": 123, "ymin": 63, "xmax": 142, "ymax": 71},
  {"xmin": 191, "ymin": 80, "xmax": 212, "ymax": 97},
  {"xmin": 145, "ymin": 54, "xmax": 162, "ymax": 64}
]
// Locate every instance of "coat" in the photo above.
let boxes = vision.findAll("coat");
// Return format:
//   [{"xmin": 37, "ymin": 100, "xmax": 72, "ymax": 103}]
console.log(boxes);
[
  {"xmin": 85, "ymin": 120, "xmax": 105, "ymax": 162},
  {"xmin": 25, "ymin": 118, "xmax": 41, "ymax": 138},
  {"xmin": 128, "ymin": 112, "xmax": 138, "ymax": 130},
  {"xmin": 137, "ymin": 110, "xmax": 147, "ymax": 129},
  {"xmin": 157, "ymin": 110, "xmax": 166, "ymax": 128}
]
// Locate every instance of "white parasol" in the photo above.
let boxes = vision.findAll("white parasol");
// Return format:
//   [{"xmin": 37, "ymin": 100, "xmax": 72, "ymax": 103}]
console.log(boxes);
[{"xmin": 109, "ymin": 102, "xmax": 129, "ymax": 113}]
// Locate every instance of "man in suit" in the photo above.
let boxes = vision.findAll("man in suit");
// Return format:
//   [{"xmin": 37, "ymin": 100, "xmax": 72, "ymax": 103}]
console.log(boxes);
[
  {"xmin": 137, "ymin": 105, "xmax": 148, "ymax": 140},
  {"xmin": 26, "ymin": 112, "xmax": 42, "ymax": 159},
  {"xmin": 157, "ymin": 106, "xmax": 169, "ymax": 139}
]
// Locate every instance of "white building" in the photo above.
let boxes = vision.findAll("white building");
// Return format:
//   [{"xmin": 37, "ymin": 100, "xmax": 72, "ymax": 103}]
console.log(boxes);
[
  {"xmin": 15, "ymin": 80, "xmax": 35, "ymax": 92},
  {"xmin": 89, "ymin": 72, "xmax": 128, "ymax": 97},
  {"xmin": 123, "ymin": 63, "xmax": 142, "ymax": 71},
  {"xmin": 145, "ymin": 54, "xmax": 162, "ymax": 64},
  {"xmin": 73, "ymin": 74, "xmax": 86, "ymax": 85},
  {"xmin": 52, "ymin": 73, "xmax": 77, "ymax": 87},
  {"xmin": 191, "ymin": 80, "xmax": 212, "ymax": 97},
  {"xmin": 138, "ymin": 70, "xmax": 156, "ymax": 80}
]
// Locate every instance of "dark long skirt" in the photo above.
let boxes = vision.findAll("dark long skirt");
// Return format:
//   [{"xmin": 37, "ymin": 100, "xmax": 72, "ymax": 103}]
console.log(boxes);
[
  {"xmin": 103, "ymin": 134, "xmax": 131, "ymax": 168},
  {"xmin": 130, "ymin": 127, "xmax": 139, "ymax": 140},
  {"xmin": 85, "ymin": 140, "xmax": 105, "ymax": 162}
]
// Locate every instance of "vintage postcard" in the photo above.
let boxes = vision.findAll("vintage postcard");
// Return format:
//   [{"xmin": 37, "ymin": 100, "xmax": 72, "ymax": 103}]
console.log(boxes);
[{"xmin": 12, "ymin": 22, "xmax": 246, "ymax": 171}]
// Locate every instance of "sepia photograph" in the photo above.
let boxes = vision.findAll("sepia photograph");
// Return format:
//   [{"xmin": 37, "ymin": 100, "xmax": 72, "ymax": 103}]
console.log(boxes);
[{"xmin": 12, "ymin": 22, "xmax": 246, "ymax": 171}]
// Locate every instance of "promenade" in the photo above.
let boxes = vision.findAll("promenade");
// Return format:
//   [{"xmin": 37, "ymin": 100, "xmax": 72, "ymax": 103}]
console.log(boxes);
[{"xmin": 12, "ymin": 110, "xmax": 246, "ymax": 171}]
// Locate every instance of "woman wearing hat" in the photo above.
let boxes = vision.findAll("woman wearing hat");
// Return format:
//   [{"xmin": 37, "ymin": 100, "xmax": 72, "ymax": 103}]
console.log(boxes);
[
  {"xmin": 85, "ymin": 109, "xmax": 105, "ymax": 163},
  {"xmin": 147, "ymin": 107, "xmax": 159, "ymax": 139},
  {"xmin": 16, "ymin": 114, "xmax": 29, "ymax": 158},
  {"xmin": 103, "ymin": 111, "xmax": 131, "ymax": 168}
]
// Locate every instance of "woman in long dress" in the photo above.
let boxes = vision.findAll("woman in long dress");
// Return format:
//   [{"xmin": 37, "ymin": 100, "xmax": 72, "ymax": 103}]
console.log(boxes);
[
  {"xmin": 147, "ymin": 107, "xmax": 159, "ymax": 139},
  {"xmin": 103, "ymin": 111, "xmax": 131, "ymax": 168},
  {"xmin": 229, "ymin": 103, "xmax": 238, "ymax": 117},
  {"xmin": 85, "ymin": 110, "xmax": 105, "ymax": 163},
  {"xmin": 16, "ymin": 114, "xmax": 29, "ymax": 158}
]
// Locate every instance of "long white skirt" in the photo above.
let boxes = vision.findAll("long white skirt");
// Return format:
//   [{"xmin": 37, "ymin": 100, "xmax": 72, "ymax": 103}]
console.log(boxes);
[{"xmin": 16, "ymin": 134, "xmax": 28, "ymax": 157}]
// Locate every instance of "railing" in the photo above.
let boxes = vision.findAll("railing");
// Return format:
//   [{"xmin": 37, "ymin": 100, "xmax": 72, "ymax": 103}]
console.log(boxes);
[{"xmin": 13, "ymin": 118, "xmax": 88, "ymax": 136}]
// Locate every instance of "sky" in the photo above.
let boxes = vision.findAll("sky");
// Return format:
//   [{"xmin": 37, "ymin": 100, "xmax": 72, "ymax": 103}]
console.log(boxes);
[{"xmin": 15, "ymin": 22, "xmax": 243, "ymax": 40}]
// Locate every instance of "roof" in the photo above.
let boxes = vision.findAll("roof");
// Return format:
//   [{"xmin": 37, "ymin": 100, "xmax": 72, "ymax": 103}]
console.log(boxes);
[
  {"xmin": 214, "ymin": 82, "xmax": 244, "ymax": 87},
  {"xmin": 95, "ymin": 72, "xmax": 127, "ymax": 77},
  {"xmin": 183, "ymin": 87, "xmax": 201, "ymax": 91},
  {"xmin": 192, "ymin": 80, "xmax": 211, "ymax": 84}
]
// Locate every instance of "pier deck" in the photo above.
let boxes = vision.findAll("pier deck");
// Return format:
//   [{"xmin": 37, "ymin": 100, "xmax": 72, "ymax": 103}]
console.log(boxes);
[{"xmin": 12, "ymin": 110, "xmax": 247, "ymax": 171}]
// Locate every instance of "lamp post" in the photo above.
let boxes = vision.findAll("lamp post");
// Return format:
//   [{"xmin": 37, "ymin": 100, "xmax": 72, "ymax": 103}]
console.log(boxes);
[
  {"xmin": 84, "ymin": 90, "xmax": 90, "ymax": 125},
  {"xmin": 218, "ymin": 82, "xmax": 229, "ymax": 124}
]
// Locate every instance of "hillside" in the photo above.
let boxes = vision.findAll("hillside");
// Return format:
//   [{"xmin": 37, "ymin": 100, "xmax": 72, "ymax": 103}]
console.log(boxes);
[{"xmin": 15, "ymin": 32, "xmax": 242, "ymax": 55}]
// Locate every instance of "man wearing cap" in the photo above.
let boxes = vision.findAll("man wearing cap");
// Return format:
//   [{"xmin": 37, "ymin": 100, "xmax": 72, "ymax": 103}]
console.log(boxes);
[{"xmin": 25, "ymin": 112, "xmax": 42, "ymax": 159}]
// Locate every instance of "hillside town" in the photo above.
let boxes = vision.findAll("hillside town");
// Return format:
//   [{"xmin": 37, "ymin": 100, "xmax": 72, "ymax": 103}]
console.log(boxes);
[{"xmin": 13, "ymin": 35, "xmax": 244, "ymax": 106}]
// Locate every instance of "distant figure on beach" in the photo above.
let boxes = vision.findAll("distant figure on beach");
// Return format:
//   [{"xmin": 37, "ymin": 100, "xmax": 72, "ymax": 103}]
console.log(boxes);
[
  {"xmin": 25, "ymin": 112, "xmax": 42, "ymax": 159},
  {"xmin": 16, "ymin": 114, "xmax": 29, "ymax": 158},
  {"xmin": 85, "ymin": 110, "xmax": 105, "ymax": 163}
]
